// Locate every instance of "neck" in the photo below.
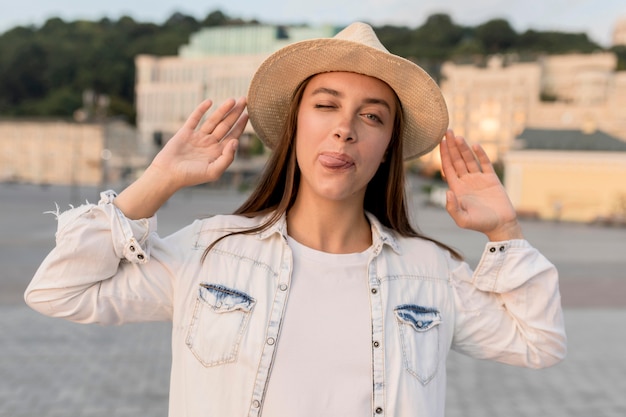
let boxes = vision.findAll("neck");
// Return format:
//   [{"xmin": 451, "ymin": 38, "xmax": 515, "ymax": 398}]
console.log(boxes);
[{"xmin": 287, "ymin": 194, "xmax": 372, "ymax": 254}]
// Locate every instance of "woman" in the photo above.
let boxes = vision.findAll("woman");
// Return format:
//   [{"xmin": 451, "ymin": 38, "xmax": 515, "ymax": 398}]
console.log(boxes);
[{"xmin": 25, "ymin": 22, "xmax": 566, "ymax": 417}]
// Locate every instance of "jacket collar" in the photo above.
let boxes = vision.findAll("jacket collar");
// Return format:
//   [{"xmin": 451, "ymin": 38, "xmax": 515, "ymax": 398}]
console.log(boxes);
[{"xmin": 255, "ymin": 211, "xmax": 401, "ymax": 255}]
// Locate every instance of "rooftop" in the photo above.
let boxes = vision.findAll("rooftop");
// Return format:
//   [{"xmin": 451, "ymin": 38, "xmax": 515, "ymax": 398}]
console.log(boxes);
[{"xmin": 515, "ymin": 128, "xmax": 626, "ymax": 152}]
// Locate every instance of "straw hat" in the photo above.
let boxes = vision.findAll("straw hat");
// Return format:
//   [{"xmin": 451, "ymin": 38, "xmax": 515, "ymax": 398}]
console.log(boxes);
[{"xmin": 247, "ymin": 22, "xmax": 449, "ymax": 160}]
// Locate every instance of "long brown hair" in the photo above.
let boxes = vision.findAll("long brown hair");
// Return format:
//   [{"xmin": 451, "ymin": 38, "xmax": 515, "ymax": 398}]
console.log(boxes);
[{"xmin": 203, "ymin": 75, "xmax": 461, "ymax": 260}]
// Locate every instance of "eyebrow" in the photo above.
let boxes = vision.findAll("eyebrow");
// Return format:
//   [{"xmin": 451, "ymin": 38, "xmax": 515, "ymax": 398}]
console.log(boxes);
[{"xmin": 310, "ymin": 87, "xmax": 392, "ymax": 112}]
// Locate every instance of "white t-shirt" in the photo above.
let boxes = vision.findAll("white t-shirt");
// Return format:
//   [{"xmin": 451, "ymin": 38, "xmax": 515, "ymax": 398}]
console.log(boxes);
[{"xmin": 262, "ymin": 236, "xmax": 373, "ymax": 416}]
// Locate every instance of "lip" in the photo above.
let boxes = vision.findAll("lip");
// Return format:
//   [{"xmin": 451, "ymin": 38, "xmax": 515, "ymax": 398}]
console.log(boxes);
[{"xmin": 317, "ymin": 152, "xmax": 355, "ymax": 170}]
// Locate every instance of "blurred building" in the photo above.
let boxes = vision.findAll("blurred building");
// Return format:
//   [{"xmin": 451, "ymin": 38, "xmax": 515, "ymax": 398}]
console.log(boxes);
[
  {"xmin": 0, "ymin": 118, "xmax": 138, "ymax": 186},
  {"xmin": 613, "ymin": 17, "xmax": 626, "ymax": 46},
  {"xmin": 505, "ymin": 129, "xmax": 626, "ymax": 223},
  {"xmin": 440, "ymin": 52, "xmax": 626, "ymax": 162},
  {"xmin": 439, "ymin": 36, "xmax": 626, "ymax": 223},
  {"xmin": 135, "ymin": 24, "xmax": 338, "ymax": 156}
]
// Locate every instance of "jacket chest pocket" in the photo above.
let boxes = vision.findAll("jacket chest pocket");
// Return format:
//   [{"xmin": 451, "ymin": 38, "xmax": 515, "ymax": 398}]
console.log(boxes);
[
  {"xmin": 186, "ymin": 283, "xmax": 256, "ymax": 367},
  {"xmin": 394, "ymin": 304, "xmax": 441, "ymax": 385}
]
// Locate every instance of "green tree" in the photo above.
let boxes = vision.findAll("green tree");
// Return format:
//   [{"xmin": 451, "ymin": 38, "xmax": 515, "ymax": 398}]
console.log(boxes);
[
  {"xmin": 611, "ymin": 45, "xmax": 626, "ymax": 71},
  {"xmin": 518, "ymin": 29, "xmax": 601, "ymax": 53},
  {"xmin": 203, "ymin": 10, "xmax": 229, "ymax": 27},
  {"xmin": 475, "ymin": 18, "xmax": 517, "ymax": 53},
  {"xmin": 412, "ymin": 14, "xmax": 464, "ymax": 60},
  {"xmin": 0, "ymin": 11, "xmax": 616, "ymax": 120}
]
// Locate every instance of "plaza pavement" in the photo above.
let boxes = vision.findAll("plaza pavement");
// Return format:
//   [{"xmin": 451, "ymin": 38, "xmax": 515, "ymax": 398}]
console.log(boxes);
[{"xmin": 1, "ymin": 183, "xmax": 624, "ymax": 417}]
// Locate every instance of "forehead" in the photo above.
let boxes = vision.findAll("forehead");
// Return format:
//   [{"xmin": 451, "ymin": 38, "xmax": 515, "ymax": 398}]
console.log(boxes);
[{"xmin": 305, "ymin": 72, "xmax": 397, "ymax": 106}]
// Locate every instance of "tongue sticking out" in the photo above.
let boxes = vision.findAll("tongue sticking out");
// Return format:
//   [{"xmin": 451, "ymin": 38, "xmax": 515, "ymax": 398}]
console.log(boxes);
[{"xmin": 319, "ymin": 154, "xmax": 353, "ymax": 169}]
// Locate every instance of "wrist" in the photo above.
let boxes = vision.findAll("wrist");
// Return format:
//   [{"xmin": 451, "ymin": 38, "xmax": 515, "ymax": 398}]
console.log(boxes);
[
  {"xmin": 142, "ymin": 164, "xmax": 181, "ymax": 198},
  {"xmin": 486, "ymin": 221, "xmax": 524, "ymax": 242},
  {"xmin": 113, "ymin": 165, "xmax": 179, "ymax": 220}
]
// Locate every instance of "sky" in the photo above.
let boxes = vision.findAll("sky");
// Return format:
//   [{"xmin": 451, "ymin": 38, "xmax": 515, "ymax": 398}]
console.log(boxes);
[{"xmin": 1, "ymin": 0, "xmax": 625, "ymax": 47}]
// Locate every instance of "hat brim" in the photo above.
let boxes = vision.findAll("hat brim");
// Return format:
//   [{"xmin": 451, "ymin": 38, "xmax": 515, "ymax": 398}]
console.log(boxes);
[{"xmin": 247, "ymin": 38, "xmax": 449, "ymax": 160}]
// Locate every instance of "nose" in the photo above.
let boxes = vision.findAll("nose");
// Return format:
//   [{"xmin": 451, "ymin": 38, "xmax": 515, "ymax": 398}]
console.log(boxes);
[{"xmin": 333, "ymin": 116, "xmax": 356, "ymax": 142}]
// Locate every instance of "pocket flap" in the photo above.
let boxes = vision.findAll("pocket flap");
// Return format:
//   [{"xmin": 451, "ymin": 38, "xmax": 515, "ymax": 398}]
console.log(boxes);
[
  {"xmin": 394, "ymin": 305, "xmax": 441, "ymax": 332},
  {"xmin": 198, "ymin": 283, "xmax": 255, "ymax": 313}
]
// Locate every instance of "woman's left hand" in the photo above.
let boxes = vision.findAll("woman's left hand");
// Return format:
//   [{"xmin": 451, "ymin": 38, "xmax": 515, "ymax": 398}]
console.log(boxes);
[{"xmin": 440, "ymin": 130, "xmax": 523, "ymax": 241}]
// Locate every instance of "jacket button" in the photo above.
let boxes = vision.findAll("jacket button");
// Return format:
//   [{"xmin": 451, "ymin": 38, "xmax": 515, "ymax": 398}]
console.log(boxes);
[
  {"xmin": 375, "ymin": 407, "xmax": 383, "ymax": 414},
  {"xmin": 371, "ymin": 288, "xmax": 378, "ymax": 294},
  {"xmin": 489, "ymin": 247, "xmax": 496, "ymax": 253},
  {"xmin": 252, "ymin": 400, "xmax": 261, "ymax": 408},
  {"xmin": 279, "ymin": 284, "xmax": 288, "ymax": 291},
  {"xmin": 373, "ymin": 341, "xmax": 380, "ymax": 348},
  {"xmin": 499, "ymin": 245, "xmax": 505, "ymax": 252},
  {"xmin": 137, "ymin": 254, "xmax": 145, "ymax": 260},
  {"xmin": 267, "ymin": 337, "xmax": 275, "ymax": 345}
]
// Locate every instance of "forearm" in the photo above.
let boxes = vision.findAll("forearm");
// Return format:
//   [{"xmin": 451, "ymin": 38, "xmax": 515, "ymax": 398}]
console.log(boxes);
[
  {"xmin": 24, "ymin": 196, "xmax": 173, "ymax": 324},
  {"xmin": 452, "ymin": 240, "xmax": 566, "ymax": 368},
  {"xmin": 114, "ymin": 164, "xmax": 179, "ymax": 219}
]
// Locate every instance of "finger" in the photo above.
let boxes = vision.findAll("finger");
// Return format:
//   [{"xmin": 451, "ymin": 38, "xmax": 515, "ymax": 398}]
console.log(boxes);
[
  {"xmin": 455, "ymin": 136, "xmax": 481, "ymax": 174},
  {"xmin": 197, "ymin": 98, "xmax": 236, "ymax": 133},
  {"xmin": 206, "ymin": 139, "xmax": 239, "ymax": 180},
  {"xmin": 200, "ymin": 97, "xmax": 245, "ymax": 138},
  {"xmin": 184, "ymin": 99, "xmax": 214, "ymax": 131},
  {"xmin": 440, "ymin": 136, "xmax": 456, "ymax": 185},
  {"xmin": 445, "ymin": 190, "xmax": 466, "ymax": 227},
  {"xmin": 443, "ymin": 130, "xmax": 468, "ymax": 177},
  {"xmin": 440, "ymin": 131, "xmax": 464, "ymax": 183},
  {"xmin": 212, "ymin": 97, "xmax": 248, "ymax": 140},
  {"xmin": 472, "ymin": 143, "xmax": 496, "ymax": 175},
  {"xmin": 224, "ymin": 111, "xmax": 249, "ymax": 141}
]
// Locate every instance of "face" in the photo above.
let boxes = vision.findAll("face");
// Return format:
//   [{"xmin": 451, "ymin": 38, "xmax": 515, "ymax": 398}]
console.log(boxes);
[{"xmin": 294, "ymin": 71, "xmax": 397, "ymax": 205}]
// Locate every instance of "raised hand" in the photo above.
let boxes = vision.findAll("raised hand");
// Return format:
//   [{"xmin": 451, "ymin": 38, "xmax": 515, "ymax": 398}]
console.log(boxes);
[
  {"xmin": 113, "ymin": 98, "xmax": 248, "ymax": 219},
  {"xmin": 440, "ymin": 130, "xmax": 523, "ymax": 241},
  {"xmin": 150, "ymin": 97, "xmax": 248, "ymax": 189}
]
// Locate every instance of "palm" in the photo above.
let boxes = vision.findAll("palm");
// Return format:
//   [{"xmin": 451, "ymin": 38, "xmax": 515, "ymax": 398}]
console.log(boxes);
[{"xmin": 440, "ymin": 131, "xmax": 521, "ymax": 240}]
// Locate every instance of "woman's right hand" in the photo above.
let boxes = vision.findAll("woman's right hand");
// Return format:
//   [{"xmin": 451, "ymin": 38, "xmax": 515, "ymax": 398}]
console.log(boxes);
[
  {"xmin": 113, "ymin": 97, "xmax": 248, "ymax": 219},
  {"xmin": 150, "ymin": 97, "xmax": 248, "ymax": 189}
]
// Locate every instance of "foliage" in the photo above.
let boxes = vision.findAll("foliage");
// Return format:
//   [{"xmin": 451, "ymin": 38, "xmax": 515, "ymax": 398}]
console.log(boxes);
[
  {"xmin": 611, "ymin": 45, "xmax": 626, "ymax": 71},
  {"xmin": 0, "ymin": 10, "xmax": 254, "ymax": 122},
  {"xmin": 0, "ymin": 11, "xmax": 611, "ymax": 121},
  {"xmin": 475, "ymin": 19, "xmax": 518, "ymax": 53}
]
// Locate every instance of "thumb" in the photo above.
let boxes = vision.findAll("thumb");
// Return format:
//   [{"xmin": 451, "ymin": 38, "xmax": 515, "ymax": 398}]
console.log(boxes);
[{"xmin": 445, "ymin": 190, "xmax": 464, "ymax": 221}]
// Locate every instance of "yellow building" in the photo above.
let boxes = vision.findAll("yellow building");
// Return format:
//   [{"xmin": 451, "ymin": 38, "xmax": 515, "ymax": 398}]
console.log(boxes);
[
  {"xmin": 505, "ymin": 129, "xmax": 626, "ymax": 223},
  {"xmin": 0, "ymin": 119, "xmax": 138, "ymax": 186}
]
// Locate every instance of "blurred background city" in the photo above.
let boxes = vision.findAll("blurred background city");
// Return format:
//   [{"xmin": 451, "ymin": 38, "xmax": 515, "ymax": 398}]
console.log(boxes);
[{"xmin": 0, "ymin": 1, "xmax": 625, "ymax": 416}]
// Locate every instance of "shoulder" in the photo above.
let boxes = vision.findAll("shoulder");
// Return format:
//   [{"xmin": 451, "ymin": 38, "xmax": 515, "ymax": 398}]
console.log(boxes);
[
  {"xmin": 369, "ymin": 214, "xmax": 451, "ymax": 260},
  {"xmin": 197, "ymin": 213, "xmax": 266, "ymax": 230},
  {"xmin": 396, "ymin": 233, "xmax": 453, "ymax": 259}
]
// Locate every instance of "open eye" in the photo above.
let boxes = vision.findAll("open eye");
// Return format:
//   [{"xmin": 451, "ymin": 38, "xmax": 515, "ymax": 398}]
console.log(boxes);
[{"xmin": 363, "ymin": 113, "xmax": 383, "ymax": 124}]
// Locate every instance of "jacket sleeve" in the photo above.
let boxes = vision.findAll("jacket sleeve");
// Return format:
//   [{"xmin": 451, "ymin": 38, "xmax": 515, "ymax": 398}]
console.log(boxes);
[
  {"xmin": 450, "ymin": 239, "xmax": 567, "ymax": 369},
  {"xmin": 24, "ymin": 190, "xmax": 190, "ymax": 325}
]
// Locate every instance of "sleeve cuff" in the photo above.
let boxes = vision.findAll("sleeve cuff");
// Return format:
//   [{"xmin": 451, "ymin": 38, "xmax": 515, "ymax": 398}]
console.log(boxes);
[
  {"xmin": 98, "ymin": 190, "xmax": 156, "ymax": 264},
  {"xmin": 472, "ymin": 239, "xmax": 533, "ymax": 292}
]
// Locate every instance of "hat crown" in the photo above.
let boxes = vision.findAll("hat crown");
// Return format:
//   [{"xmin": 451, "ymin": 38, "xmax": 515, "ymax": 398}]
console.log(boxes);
[{"xmin": 333, "ymin": 22, "xmax": 389, "ymax": 53}]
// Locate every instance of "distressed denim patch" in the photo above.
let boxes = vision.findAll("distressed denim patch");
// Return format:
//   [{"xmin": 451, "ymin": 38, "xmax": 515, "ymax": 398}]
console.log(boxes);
[
  {"xmin": 394, "ymin": 305, "xmax": 441, "ymax": 384},
  {"xmin": 186, "ymin": 283, "xmax": 256, "ymax": 367}
]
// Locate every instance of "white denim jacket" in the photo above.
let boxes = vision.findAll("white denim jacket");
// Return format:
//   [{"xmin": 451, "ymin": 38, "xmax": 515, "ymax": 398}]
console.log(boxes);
[{"xmin": 25, "ymin": 191, "xmax": 567, "ymax": 417}]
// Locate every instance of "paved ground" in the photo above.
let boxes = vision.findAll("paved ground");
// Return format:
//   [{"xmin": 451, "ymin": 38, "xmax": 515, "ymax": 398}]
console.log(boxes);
[{"xmin": 1, "ymin": 183, "xmax": 625, "ymax": 416}]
